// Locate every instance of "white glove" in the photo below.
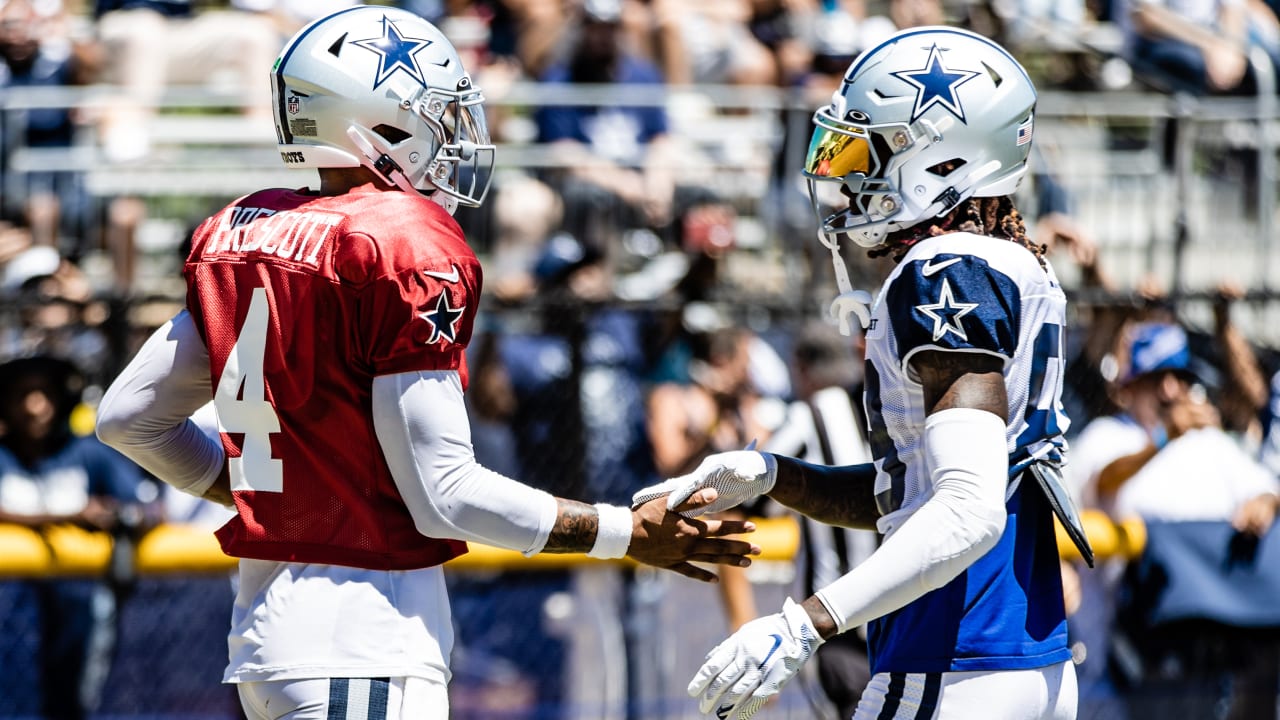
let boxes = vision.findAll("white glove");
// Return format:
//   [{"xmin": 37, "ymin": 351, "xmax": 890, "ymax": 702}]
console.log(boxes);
[
  {"xmin": 630, "ymin": 450, "xmax": 777, "ymax": 517},
  {"xmin": 689, "ymin": 598, "xmax": 823, "ymax": 720}
]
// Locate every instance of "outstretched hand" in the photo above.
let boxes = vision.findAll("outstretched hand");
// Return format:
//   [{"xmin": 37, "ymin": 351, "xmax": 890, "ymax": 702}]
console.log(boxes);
[
  {"xmin": 628, "ymin": 489, "xmax": 760, "ymax": 583},
  {"xmin": 632, "ymin": 450, "xmax": 777, "ymax": 518}
]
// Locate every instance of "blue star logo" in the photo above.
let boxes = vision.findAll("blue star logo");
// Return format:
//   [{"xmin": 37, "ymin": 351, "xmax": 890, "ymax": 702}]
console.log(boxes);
[
  {"xmin": 891, "ymin": 45, "xmax": 980, "ymax": 124},
  {"xmin": 420, "ymin": 293, "xmax": 465, "ymax": 345},
  {"xmin": 915, "ymin": 278, "xmax": 978, "ymax": 341},
  {"xmin": 351, "ymin": 15, "xmax": 434, "ymax": 90}
]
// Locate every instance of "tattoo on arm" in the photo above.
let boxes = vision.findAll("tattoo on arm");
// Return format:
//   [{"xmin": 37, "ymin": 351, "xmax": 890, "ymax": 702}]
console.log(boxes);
[
  {"xmin": 541, "ymin": 499, "xmax": 599, "ymax": 553},
  {"xmin": 912, "ymin": 350, "xmax": 1008, "ymax": 419}
]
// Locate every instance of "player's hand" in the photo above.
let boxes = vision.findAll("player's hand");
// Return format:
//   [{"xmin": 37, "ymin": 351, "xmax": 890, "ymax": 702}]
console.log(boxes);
[
  {"xmin": 689, "ymin": 598, "xmax": 823, "ymax": 719},
  {"xmin": 628, "ymin": 491, "xmax": 760, "ymax": 583},
  {"xmin": 631, "ymin": 451, "xmax": 777, "ymax": 518}
]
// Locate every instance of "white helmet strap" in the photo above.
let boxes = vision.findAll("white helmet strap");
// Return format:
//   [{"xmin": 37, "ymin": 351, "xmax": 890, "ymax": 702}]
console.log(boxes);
[{"xmin": 826, "ymin": 233, "xmax": 872, "ymax": 337}]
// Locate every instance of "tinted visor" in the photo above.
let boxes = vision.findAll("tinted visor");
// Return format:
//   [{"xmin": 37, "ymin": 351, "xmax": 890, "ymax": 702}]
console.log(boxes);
[{"xmin": 804, "ymin": 118, "xmax": 873, "ymax": 178}]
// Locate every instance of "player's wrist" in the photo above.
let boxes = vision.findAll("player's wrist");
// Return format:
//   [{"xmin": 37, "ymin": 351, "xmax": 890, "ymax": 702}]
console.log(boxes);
[
  {"xmin": 758, "ymin": 451, "xmax": 778, "ymax": 495},
  {"xmin": 588, "ymin": 503, "xmax": 633, "ymax": 559},
  {"xmin": 782, "ymin": 597, "xmax": 825, "ymax": 650}
]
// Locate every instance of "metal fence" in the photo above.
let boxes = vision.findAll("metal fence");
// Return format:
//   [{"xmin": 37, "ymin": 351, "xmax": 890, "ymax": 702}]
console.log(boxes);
[{"xmin": 1, "ymin": 80, "xmax": 1278, "ymax": 719}]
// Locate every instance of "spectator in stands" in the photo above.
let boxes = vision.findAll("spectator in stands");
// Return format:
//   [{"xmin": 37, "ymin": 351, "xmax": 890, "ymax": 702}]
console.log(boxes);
[
  {"xmin": 0, "ymin": 243, "xmax": 114, "ymax": 385},
  {"xmin": 1118, "ymin": 0, "xmax": 1280, "ymax": 95},
  {"xmin": 92, "ymin": 0, "xmax": 280, "ymax": 161},
  {"xmin": 645, "ymin": 315, "xmax": 786, "ymax": 680},
  {"xmin": 0, "ymin": 354, "xmax": 147, "ymax": 720},
  {"xmin": 1066, "ymin": 319, "xmax": 1280, "ymax": 719},
  {"xmin": 1207, "ymin": 281, "xmax": 1270, "ymax": 445},
  {"xmin": 532, "ymin": 0, "xmax": 678, "ymax": 257},
  {"xmin": 0, "ymin": 0, "xmax": 101, "ymax": 253},
  {"xmin": 650, "ymin": 0, "xmax": 778, "ymax": 86}
]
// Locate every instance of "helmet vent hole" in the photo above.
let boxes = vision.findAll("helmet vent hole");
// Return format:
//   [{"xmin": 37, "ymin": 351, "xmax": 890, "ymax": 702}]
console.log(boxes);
[
  {"xmin": 981, "ymin": 62, "xmax": 1003, "ymax": 87},
  {"xmin": 373, "ymin": 124, "xmax": 412, "ymax": 144},
  {"xmin": 926, "ymin": 159, "xmax": 965, "ymax": 177},
  {"xmin": 328, "ymin": 33, "xmax": 347, "ymax": 57}
]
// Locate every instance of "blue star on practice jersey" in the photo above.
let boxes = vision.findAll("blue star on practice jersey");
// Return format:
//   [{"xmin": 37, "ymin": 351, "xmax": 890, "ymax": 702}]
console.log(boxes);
[
  {"xmin": 420, "ymin": 293, "xmax": 464, "ymax": 345},
  {"xmin": 351, "ymin": 15, "xmax": 433, "ymax": 90},
  {"xmin": 915, "ymin": 278, "xmax": 979, "ymax": 342},
  {"xmin": 891, "ymin": 44, "xmax": 980, "ymax": 124}
]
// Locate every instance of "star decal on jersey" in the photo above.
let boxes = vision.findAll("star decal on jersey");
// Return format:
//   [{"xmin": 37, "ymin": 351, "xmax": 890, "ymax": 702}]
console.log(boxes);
[
  {"xmin": 891, "ymin": 44, "xmax": 980, "ymax": 124},
  {"xmin": 916, "ymin": 278, "xmax": 978, "ymax": 342},
  {"xmin": 420, "ymin": 292, "xmax": 464, "ymax": 345},
  {"xmin": 351, "ymin": 14, "xmax": 433, "ymax": 90}
]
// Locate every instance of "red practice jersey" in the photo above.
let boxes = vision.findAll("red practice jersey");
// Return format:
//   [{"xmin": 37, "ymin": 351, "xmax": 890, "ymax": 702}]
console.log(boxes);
[{"xmin": 185, "ymin": 184, "xmax": 476, "ymax": 570}]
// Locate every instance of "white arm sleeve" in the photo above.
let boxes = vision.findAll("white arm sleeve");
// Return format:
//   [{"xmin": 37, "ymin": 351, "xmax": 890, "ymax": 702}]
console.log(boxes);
[
  {"xmin": 95, "ymin": 310, "xmax": 226, "ymax": 500},
  {"xmin": 372, "ymin": 370, "xmax": 559, "ymax": 556},
  {"xmin": 813, "ymin": 408, "xmax": 1008, "ymax": 635}
]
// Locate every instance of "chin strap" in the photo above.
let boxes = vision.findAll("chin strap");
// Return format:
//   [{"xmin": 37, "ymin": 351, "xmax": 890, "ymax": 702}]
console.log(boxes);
[
  {"xmin": 346, "ymin": 127, "xmax": 461, "ymax": 216},
  {"xmin": 346, "ymin": 128, "xmax": 417, "ymax": 195},
  {"xmin": 825, "ymin": 232, "xmax": 873, "ymax": 337}
]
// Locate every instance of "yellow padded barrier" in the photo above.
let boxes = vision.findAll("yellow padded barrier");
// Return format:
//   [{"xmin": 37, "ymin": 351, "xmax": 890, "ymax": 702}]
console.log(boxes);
[
  {"xmin": 1055, "ymin": 511, "xmax": 1147, "ymax": 564},
  {"xmin": 0, "ymin": 510, "xmax": 1137, "ymax": 578}
]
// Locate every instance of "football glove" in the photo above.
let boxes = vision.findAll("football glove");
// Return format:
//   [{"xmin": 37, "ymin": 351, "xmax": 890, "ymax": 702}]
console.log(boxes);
[
  {"xmin": 689, "ymin": 598, "xmax": 823, "ymax": 720},
  {"xmin": 630, "ymin": 450, "xmax": 777, "ymax": 517}
]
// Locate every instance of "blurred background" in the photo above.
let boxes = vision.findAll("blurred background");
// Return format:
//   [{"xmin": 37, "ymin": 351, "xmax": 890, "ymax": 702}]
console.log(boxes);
[{"xmin": 4, "ymin": 0, "xmax": 1280, "ymax": 717}]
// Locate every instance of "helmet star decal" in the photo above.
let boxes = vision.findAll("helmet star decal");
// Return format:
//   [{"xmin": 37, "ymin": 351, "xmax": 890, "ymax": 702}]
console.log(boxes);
[
  {"xmin": 891, "ymin": 44, "xmax": 980, "ymax": 125},
  {"xmin": 420, "ymin": 292, "xmax": 465, "ymax": 345},
  {"xmin": 351, "ymin": 15, "xmax": 434, "ymax": 90}
]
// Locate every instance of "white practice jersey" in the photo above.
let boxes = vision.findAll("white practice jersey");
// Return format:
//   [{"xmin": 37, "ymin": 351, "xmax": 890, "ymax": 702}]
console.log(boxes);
[
  {"xmin": 862, "ymin": 231, "xmax": 1068, "ymax": 531},
  {"xmin": 860, "ymin": 231, "xmax": 1072, "ymax": 674}
]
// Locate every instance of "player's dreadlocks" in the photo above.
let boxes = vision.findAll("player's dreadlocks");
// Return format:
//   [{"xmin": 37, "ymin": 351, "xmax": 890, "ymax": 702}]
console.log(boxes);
[{"xmin": 868, "ymin": 195, "xmax": 1047, "ymax": 269}]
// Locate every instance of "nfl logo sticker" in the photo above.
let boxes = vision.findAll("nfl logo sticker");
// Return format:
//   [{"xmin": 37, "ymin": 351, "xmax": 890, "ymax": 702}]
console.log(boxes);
[
  {"xmin": 1016, "ymin": 118, "xmax": 1033, "ymax": 146},
  {"xmin": 288, "ymin": 95, "xmax": 300, "ymax": 115}
]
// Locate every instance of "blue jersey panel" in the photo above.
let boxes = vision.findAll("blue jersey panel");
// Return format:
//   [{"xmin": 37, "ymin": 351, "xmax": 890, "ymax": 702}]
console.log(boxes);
[
  {"xmin": 887, "ymin": 253, "xmax": 1022, "ymax": 364},
  {"xmin": 866, "ymin": 481, "xmax": 1071, "ymax": 674}
]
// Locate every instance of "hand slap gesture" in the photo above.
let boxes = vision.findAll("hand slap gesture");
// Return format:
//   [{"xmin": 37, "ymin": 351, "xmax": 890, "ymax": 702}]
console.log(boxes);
[
  {"xmin": 628, "ymin": 489, "xmax": 761, "ymax": 583},
  {"xmin": 631, "ymin": 450, "xmax": 778, "ymax": 518}
]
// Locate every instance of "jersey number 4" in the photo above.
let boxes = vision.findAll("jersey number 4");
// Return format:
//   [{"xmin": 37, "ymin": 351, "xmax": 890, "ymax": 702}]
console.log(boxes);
[{"xmin": 215, "ymin": 287, "xmax": 283, "ymax": 493}]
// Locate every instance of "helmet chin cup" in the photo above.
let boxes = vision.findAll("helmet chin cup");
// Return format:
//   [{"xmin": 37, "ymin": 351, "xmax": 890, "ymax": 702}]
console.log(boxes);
[{"xmin": 830, "ymin": 290, "xmax": 873, "ymax": 337}]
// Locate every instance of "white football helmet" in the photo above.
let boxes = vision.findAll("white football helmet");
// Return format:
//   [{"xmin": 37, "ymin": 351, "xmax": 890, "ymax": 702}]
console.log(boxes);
[
  {"xmin": 804, "ymin": 26, "xmax": 1037, "ymax": 250},
  {"xmin": 271, "ymin": 5, "xmax": 495, "ymax": 212}
]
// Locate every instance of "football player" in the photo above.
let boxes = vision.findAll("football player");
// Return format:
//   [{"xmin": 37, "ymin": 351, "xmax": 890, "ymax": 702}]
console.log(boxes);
[
  {"xmin": 93, "ymin": 6, "xmax": 758, "ymax": 719},
  {"xmin": 633, "ymin": 26, "xmax": 1091, "ymax": 720}
]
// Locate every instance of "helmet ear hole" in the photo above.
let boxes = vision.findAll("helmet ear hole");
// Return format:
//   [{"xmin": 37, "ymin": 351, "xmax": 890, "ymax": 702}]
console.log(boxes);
[
  {"xmin": 926, "ymin": 159, "xmax": 966, "ymax": 177},
  {"xmin": 372, "ymin": 124, "xmax": 412, "ymax": 144}
]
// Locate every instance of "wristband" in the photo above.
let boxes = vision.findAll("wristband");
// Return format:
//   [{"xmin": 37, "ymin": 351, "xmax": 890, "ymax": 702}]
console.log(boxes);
[{"xmin": 588, "ymin": 503, "xmax": 633, "ymax": 559}]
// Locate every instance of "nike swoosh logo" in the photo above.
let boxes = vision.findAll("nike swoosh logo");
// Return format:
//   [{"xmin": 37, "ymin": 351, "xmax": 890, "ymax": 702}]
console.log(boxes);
[
  {"xmin": 424, "ymin": 264, "xmax": 460, "ymax": 283},
  {"xmin": 921, "ymin": 257, "xmax": 962, "ymax": 276},
  {"xmin": 758, "ymin": 633, "xmax": 784, "ymax": 669}
]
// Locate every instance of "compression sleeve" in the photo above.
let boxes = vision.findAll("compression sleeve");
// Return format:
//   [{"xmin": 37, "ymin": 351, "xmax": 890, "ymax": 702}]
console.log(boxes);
[
  {"xmin": 813, "ymin": 408, "xmax": 1008, "ymax": 634},
  {"xmin": 95, "ymin": 310, "xmax": 226, "ymax": 501},
  {"xmin": 372, "ymin": 370, "xmax": 560, "ymax": 556}
]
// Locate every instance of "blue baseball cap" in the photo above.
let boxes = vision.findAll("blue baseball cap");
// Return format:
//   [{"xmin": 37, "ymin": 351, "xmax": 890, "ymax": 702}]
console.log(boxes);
[{"xmin": 1120, "ymin": 322, "xmax": 1196, "ymax": 384}]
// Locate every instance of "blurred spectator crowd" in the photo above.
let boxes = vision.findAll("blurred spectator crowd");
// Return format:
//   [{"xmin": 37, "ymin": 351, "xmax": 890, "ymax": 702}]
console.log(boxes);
[{"xmin": 4, "ymin": 0, "xmax": 1280, "ymax": 718}]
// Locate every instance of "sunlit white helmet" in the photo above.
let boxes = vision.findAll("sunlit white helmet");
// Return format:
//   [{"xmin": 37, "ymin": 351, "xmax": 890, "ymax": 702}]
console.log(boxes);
[
  {"xmin": 271, "ymin": 5, "xmax": 495, "ymax": 213},
  {"xmin": 803, "ymin": 26, "xmax": 1036, "ymax": 250}
]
